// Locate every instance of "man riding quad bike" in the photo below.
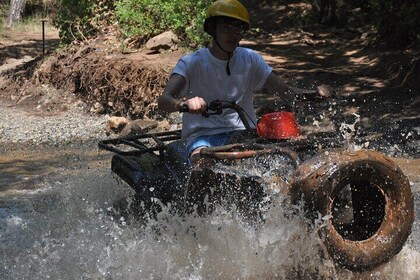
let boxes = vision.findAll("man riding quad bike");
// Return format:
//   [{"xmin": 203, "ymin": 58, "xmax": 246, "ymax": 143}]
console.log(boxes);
[
  {"xmin": 99, "ymin": 0, "xmax": 414, "ymax": 272},
  {"xmin": 157, "ymin": 0, "xmax": 333, "ymax": 165}
]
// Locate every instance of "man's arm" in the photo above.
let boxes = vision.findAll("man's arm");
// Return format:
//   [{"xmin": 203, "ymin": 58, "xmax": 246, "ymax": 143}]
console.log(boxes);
[
  {"xmin": 262, "ymin": 72, "xmax": 335, "ymax": 101},
  {"xmin": 262, "ymin": 72, "xmax": 295, "ymax": 103},
  {"xmin": 158, "ymin": 73, "xmax": 187, "ymax": 112},
  {"xmin": 158, "ymin": 73, "xmax": 208, "ymax": 114}
]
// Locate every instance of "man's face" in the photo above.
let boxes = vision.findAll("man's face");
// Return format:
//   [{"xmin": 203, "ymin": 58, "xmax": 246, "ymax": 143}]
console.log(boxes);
[{"xmin": 215, "ymin": 20, "xmax": 247, "ymax": 52}]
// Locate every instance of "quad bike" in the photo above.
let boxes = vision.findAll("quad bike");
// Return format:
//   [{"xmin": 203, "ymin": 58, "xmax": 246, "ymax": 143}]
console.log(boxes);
[{"xmin": 98, "ymin": 100, "xmax": 414, "ymax": 271}]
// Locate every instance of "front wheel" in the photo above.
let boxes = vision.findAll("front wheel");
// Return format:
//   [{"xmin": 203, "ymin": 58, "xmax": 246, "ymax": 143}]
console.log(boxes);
[{"xmin": 291, "ymin": 149, "xmax": 414, "ymax": 271}]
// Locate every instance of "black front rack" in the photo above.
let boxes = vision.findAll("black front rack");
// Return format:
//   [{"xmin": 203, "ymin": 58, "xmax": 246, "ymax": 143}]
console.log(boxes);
[{"xmin": 98, "ymin": 130, "xmax": 182, "ymax": 159}]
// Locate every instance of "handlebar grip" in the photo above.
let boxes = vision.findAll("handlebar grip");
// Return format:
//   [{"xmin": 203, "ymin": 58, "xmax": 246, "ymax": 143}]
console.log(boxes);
[{"xmin": 179, "ymin": 103, "xmax": 189, "ymax": 113}]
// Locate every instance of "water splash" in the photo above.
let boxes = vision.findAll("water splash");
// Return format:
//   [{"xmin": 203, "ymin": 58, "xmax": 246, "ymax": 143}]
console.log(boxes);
[
  {"xmin": 339, "ymin": 112, "xmax": 364, "ymax": 151},
  {"xmin": 1, "ymin": 165, "xmax": 419, "ymax": 279}
]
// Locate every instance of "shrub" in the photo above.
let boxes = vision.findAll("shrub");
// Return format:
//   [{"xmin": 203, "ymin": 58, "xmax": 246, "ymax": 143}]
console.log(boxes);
[
  {"xmin": 51, "ymin": 0, "xmax": 114, "ymax": 44},
  {"xmin": 115, "ymin": 0, "xmax": 211, "ymax": 47}
]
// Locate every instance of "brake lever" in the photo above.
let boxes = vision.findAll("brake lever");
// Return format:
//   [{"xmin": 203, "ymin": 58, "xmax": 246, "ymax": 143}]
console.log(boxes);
[
  {"xmin": 202, "ymin": 100, "xmax": 224, "ymax": 118},
  {"xmin": 179, "ymin": 103, "xmax": 189, "ymax": 113}
]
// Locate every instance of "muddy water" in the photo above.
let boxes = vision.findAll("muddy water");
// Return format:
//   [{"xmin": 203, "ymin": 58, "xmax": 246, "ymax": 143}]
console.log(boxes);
[{"xmin": 1, "ymin": 143, "xmax": 419, "ymax": 279}]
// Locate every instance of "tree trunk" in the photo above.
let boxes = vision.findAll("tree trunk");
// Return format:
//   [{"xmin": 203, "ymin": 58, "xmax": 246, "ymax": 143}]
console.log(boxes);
[
  {"xmin": 7, "ymin": 0, "xmax": 26, "ymax": 27},
  {"xmin": 311, "ymin": 0, "xmax": 338, "ymax": 25}
]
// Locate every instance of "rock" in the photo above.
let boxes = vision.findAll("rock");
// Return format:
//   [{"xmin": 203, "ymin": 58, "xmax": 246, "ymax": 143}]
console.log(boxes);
[
  {"xmin": 316, "ymin": 84, "xmax": 337, "ymax": 98},
  {"xmin": 151, "ymin": 119, "xmax": 173, "ymax": 133},
  {"xmin": 145, "ymin": 31, "xmax": 178, "ymax": 52},
  {"xmin": 168, "ymin": 112, "xmax": 183, "ymax": 125},
  {"xmin": 106, "ymin": 116, "xmax": 129, "ymax": 135},
  {"xmin": 90, "ymin": 102, "xmax": 105, "ymax": 114},
  {"xmin": 120, "ymin": 119, "xmax": 159, "ymax": 137}
]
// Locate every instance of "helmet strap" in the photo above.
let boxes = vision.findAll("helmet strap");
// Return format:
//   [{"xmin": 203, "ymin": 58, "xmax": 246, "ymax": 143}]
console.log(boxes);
[
  {"xmin": 226, "ymin": 52, "xmax": 232, "ymax": 76},
  {"xmin": 215, "ymin": 40, "xmax": 233, "ymax": 76}
]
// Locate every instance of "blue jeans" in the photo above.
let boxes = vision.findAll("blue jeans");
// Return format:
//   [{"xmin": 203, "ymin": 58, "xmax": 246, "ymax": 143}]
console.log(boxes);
[{"xmin": 187, "ymin": 131, "xmax": 235, "ymax": 155}]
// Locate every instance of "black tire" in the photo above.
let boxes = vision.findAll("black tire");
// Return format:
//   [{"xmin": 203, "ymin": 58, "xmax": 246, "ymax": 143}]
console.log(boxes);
[{"xmin": 291, "ymin": 149, "xmax": 414, "ymax": 271}]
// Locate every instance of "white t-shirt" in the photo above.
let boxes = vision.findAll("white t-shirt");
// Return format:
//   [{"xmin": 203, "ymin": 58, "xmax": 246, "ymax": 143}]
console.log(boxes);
[{"xmin": 172, "ymin": 47, "xmax": 272, "ymax": 145}]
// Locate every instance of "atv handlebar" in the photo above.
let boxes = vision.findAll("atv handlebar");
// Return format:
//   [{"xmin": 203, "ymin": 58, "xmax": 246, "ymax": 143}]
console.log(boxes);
[
  {"xmin": 179, "ymin": 99, "xmax": 253, "ymax": 130},
  {"xmin": 178, "ymin": 100, "xmax": 234, "ymax": 114}
]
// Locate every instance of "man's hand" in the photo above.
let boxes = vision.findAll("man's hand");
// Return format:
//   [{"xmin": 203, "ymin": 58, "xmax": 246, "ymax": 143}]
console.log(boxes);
[
  {"xmin": 316, "ymin": 84, "xmax": 336, "ymax": 98},
  {"xmin": 185, "ymin": 97, "xmax": 207, "ymax": 114}
]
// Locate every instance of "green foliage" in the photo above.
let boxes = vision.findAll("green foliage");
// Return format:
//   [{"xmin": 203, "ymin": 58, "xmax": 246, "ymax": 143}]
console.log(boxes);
[
  {"xmin": 51, "ymin": 0, "xmax": 211, "ymax": 47},
  {"xmin": 115, "ymin": 0, "xmax": 211, "ymax": 47},
  {"xmin": 48, "ymin": 0, "xmax": 420, "ymax": 49},
  {"xmin": 23, "ymin": 0, "xmax": 57, "ymax": 16},
  {"xmin": 0, "ymin": 2, "xmax": 7, "ymax": 17},
  {"xmin": 51, "ymin": 0, "xmax": 94, "ymax": 43},
  {"xmin": 0, "ymin": 2, "xmax": 7, "ymax": 27},
  {"xmin": 51, "ymin": 0, "xmax": 114, "ymax": 44}
]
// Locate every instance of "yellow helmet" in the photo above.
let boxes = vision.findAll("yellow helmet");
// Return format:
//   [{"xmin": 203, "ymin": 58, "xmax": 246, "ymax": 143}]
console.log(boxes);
[{"xmin": 204, "ymin": 0, "xmax": 250, "ymax": 35}]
